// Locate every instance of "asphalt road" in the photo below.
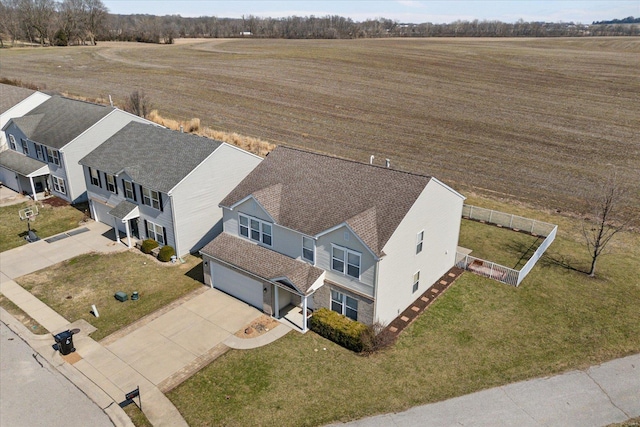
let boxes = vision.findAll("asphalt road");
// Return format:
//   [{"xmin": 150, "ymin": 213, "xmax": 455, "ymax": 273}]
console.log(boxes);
[{"xmin": 0, "ymin": 322, "xmax": 113, "ymax": 427}]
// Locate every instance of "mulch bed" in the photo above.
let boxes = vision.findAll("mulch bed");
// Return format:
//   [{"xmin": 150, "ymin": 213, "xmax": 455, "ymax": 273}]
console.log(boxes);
[
  {"xmin": 385, "ymin": 267, "xmax": 464, "ymax": 339},
  {"xmin": 40, "ymin": 196, "xmax": 69, "ymax": 207}
]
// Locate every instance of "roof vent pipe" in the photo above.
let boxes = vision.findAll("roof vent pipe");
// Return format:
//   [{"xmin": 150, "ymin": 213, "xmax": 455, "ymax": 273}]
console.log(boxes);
[
  {"xmin": 180, "ymin": 125, "xmax": 183, "ymax": 133},
  {"xmin": 370, "ymin": 155, "xmax": 374, "ymax": 165},
  {"xmin": 108, "ymin": 95, "xmax": 113, "ymax": 107},
  {"xmin": 385, "ymin": 159, "xmax": 390, "ymax": 168}
]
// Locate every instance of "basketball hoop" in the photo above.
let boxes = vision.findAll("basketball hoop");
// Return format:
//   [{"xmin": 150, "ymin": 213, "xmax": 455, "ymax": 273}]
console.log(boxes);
[
  {"xmin": 19, "ymin": 206, "xmax": 39, "ymax": 222},
  {"xmin": 19, "ymin": 206, "xmax": 40, "ymax": 239}
]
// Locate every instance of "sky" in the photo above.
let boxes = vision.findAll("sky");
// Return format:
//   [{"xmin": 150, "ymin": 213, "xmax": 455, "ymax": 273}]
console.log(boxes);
[{"xmin": 101, "ymin": 1, "xmax": 640, "ymax": 24}]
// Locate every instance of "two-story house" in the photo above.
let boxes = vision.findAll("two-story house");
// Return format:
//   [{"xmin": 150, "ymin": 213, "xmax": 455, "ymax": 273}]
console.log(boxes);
[
  {"xmin": 200, "ymin": 147, "xmax": 465, "ymax": 332},
  {"xmin": 78, "ymin": 122, "xmax": 263, "ymax": 257},
  {"xmin": 0, "ymin": 84, "xmax": 51, "ymax": 197},
  {"xmin": 2, "ymin": 95, "xmax": 157, "ymax": 203}
]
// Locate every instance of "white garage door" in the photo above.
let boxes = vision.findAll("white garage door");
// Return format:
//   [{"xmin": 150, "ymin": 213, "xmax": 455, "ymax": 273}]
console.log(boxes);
[
  {"xmin": 211, "ymin": 262, "xmax": 264, "ymax": 309},
  {"xmin": 0, "ymin": 167, "xmax": 20, "ymax": 193},
  {"xmin": 91, "ymin": 200, "xmax": 113, "ymax": 224}
]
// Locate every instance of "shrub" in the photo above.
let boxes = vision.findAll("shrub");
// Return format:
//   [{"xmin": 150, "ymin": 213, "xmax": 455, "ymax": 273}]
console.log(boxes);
[
  {"xmin": 309, "ymin": 308, "xmax": 369, "ymax": 352},
  {"xmin": 157, "ymin": 245, "xmax": 176, "ymax": 262},
  {"xmin": 360, "ymin": 321, "xmax": 396, "ymax": 354},
  {"xmin": 140, "ymin": 239, "xmax": 159, "ymax": 254}
]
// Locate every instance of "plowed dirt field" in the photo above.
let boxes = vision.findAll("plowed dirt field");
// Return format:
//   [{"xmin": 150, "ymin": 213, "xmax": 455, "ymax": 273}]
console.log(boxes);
[{"xmin": 2, "ymin": 37, "xmax": 638, "ymax": 213}]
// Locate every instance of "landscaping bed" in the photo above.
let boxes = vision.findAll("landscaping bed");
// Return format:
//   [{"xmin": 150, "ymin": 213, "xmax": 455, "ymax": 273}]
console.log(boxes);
[{"xmin": 168, "ymin": 197, "xmax": 640, "ymax": 426}]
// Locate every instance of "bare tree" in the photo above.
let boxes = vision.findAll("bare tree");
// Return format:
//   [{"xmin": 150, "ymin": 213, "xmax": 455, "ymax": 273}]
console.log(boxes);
[
  {"xmin": 582, "ymin": 173, "xmax": 635, "ymax": 277},
  {"xmin": 123, "ymin": 90, "xmax": 152, "ymax": 118}
]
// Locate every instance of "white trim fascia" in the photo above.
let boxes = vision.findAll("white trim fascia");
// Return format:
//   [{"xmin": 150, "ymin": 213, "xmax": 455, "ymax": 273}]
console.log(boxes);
[
  {"xmin": 111, "ymin": 108, "xmax": 164, "ymax": 128},
  {"xmin": 316, "ymin": 222, "xmax": 379, "ymax": 260},
  {"xmin": 0, "ymin": 92, "xmax": 51, "ymax": 124},
  {"xmin": 168, "ymin": 193, "xmax": 180, "ymax": 256},
  {"xmin": 26, "ymin": 164, "xmax": 49, "ymax": 178},
  {"xmin": 430, "ymin": 177, "xmax": 466, "ymax": 200},
  {"xmin": 167, "ymin": 143, "xmax": 222, "ymax": 195},
  {"xmin": 270, "ymin": 276, "xmax": 305, "ymax": 294},
  {"xmin": 218, "ymin": 141, "xmax": 264, "ymax": 161},
  {"xmin": 228, "ymin": 194, "xmax": 276, "ymax": 223}
]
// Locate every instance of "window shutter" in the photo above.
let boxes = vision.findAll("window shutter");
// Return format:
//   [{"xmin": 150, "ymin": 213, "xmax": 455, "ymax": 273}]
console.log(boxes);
[
  {"xmin": 121, "ymin": 179, "xmax": 125, "ymax": 195},
  {"xmin": 88, "ymin": 167, "xmax": 92, "ymax": 183},
  {"xmin": 97, "ymin": 170, "xmax": 102, "ymax": 188},
  {"xmin": 139, "ymin": 184, "xmax": 144, "ymax": 203},
  {"xmin": 43, "ymin": 148, "xmax": 49, "ymax": 163},
  {"xmin": 114, "ymin": 177, "xmax": 118, "ymax": 194},
  {"xmin": 159, "ymin": 192, "xmax": 163, "ymax": 212},
  {"xmin": 104, "ymin": 172, "xmax": 108, "ymax": 187},
  {"xmin": 163, "ymin": 227, "xmax": 168, "ymax": 246},
  {"xmin": 133, "ymin": 184, "xmax": 137, "ymax": 201},
  {"xmin": 144, "ymin": 219, "xmax": 149, "ymax": 238}
]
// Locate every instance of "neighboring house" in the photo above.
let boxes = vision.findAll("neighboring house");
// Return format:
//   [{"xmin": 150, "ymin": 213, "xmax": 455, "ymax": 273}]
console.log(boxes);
[
  {"xmin": 200, "ymin": 146, "xmax": 465, "ymax": 332},
  {"xmin": 0, "ymin": 84, "xmax": 51, "ymax": 195},
  {"xmin": 1, "ymin": 95, "xmax": 157, "ymax": 202},
  {"xmin": 0, "ymin": 84, "xmax": 51, "ymax": 150},
  {"xmin": 78, "ymin": 122, "xmax": 263, "ymax": 257}
]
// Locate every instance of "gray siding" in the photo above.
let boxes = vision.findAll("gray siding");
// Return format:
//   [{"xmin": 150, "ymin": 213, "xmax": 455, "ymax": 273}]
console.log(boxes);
[
  {"xmin": 171, "ymin": 144, "xmax": 262, "ymax": 256},
  {"xmin": 84, "ymin": 165, "xmax": 177, "ymax": 251},
  {"xmin": 375, "ymin": 179, "xmax": 464, "ymax": 325},
  {"xmin": 62, "ymin": 110, "xmax": 153, "ymax": 203},
  {"xmin": 316, "ymin": 226, "xmax": 376, "ymax": 297}
]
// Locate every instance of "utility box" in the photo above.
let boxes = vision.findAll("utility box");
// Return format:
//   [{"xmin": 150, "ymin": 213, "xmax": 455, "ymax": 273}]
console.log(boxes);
[
  {"xmin": 54, "ymin": 330, "xmax": 76, "ymax": 355},
  {"xmin": 114, "ymin": 291, "xmax": 128, "ymax": 302}
]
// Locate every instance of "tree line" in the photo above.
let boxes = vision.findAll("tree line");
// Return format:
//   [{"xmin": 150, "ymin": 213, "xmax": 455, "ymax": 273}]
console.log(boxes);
[{"xmin": 1, "ymin": 0, "xmax": 638, "ymax": 47}]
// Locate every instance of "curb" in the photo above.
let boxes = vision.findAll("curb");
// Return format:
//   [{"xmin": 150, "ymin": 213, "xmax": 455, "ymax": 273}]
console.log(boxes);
[{"xmin": 0, "ymin": 308, "xmax": 134, "ymax": 427}]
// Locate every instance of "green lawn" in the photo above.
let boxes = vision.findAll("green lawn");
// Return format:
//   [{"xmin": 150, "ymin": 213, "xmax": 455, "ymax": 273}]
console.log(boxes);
[
  {"xmin": 0, "ymin": 201, "xmax": 86, "ymax": 252},
  {"xmin": 16, "ymin": 251, "xmax": 204, "ymax": 340},
  {"xmin": 458, "ymin": 219, "xmax": 543, "ymax": 269},
  {"xmin": 168, "ymin": 198, "xmax": 640, "ymax": 427}
]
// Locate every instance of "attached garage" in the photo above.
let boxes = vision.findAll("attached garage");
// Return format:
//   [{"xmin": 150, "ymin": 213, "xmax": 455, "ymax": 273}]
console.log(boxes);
[
  {"xmin": 90, "ymin": 199, "xmax": 114, "ymax": 224},
  {"xmin": 0, "ymin": 166, "xmax": 20, "ymax": 192},
  {"xmin": 210, "ymin": 261, "xmax": 264, "ymax": 310}
]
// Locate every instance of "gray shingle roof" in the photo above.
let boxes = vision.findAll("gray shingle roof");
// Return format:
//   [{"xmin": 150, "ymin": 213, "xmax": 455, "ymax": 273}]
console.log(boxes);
[
  {"xmin": 79, "ymin": 122, "xmax": 223, "ymax": 194},
  {"xmin": 0, "ymin": 150, "xmax": 48, "ymax": 176},
  {"xmin": 220, "ymin": 146, "xmax": 432, "ymax": 256},
  {"xmin": 0, "ymin": 84, "xmax": 36, "ymax": 115},
  {"xmin": 11, "ymin": 96, "xmax": 113, "ymax": 149},
  {"xmin": 201, "ymin": 232, "xmax": 324, "ymax": 294},
  {"xmin": 108, "ymin": 200, "xmax": 139, "ymax": 220}
]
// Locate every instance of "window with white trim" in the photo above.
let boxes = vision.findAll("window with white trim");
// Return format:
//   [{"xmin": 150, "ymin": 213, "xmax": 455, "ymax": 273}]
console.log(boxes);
[
  {"xmin": 238, "ymin": 214, "xmax": 272, "ymax": 246},
  {"xmin": 90, "ymin": 168, "xmax": 101, "ymax": 187},
  {"xmin": 331, "ymin": 245, "xmax": 361, "ymax": 279},
  {"xmin": 416, "ymin": 230, "xmax": 424, "ymax": 254},
  {"xmin": 331, "ymin": 290, "xmax": 358, "ymax": 320},
  {"xmin": 302, "ymin": 236, "xmax": 315, "ymax": 263},
  {"xmin": 8, "ymin": 135, "xmax": 17, "ymax": 150},
  {"xmin": 124, "ymin": 180, "xmax": 135, "ymax": 200},
  {"xmin": 21, "ymin": 139, "xmax": 29, "ymax": 155},
  {"xmin": 146, "ymin": 220, "xmax": 165, "ymax": 245},
  {"xmin": 46, "ymin": 147, "xmax": 60, "ymax": 166},
  {"xmin": 52, "ymin": 176, "xmax": 66, "ymax": 195},
  {"xmin": 142, "ymin": 187, "xmax": 160, "ymax": 210},
  {"xmin": 412, "ymin": 271, "xmax": 420, "ymax": 293},
  {"xmin": 106, "ymin": 174, "xmax": 117, "ymax": 193},
  {"xmin": 35, "ymin": 144, "xmax": 44, "ymax": 160}
]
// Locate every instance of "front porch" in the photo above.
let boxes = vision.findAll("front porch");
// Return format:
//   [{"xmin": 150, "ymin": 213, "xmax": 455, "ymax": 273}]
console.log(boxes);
[
  {"xmin": 278, "ymin": 304, "xmax": 313, "ymax": 331},
  {"xmin": 108, "ymin": 200, "xmax": 140, "ymax": 249}
]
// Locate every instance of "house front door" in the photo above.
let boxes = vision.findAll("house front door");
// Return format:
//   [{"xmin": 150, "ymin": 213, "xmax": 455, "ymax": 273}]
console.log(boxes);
[{"xmin": 129, "ymin": 218, "xmax": 139, "ymax": 239}]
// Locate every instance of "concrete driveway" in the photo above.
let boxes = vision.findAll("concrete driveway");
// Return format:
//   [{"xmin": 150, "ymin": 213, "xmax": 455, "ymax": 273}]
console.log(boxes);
[
  {"xmin": 1, "ymin": 221, "xmax": 123, "ymax": 279},
  {"xmin": 103, "ymin": 289, "xmax": 261, "ymax": 389}
]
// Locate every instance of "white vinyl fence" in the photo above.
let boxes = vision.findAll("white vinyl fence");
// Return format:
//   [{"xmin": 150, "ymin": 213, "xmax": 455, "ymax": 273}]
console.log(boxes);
[{"xmin": 457, "ymin": 205, "xmax": 557, "ymax": 287}]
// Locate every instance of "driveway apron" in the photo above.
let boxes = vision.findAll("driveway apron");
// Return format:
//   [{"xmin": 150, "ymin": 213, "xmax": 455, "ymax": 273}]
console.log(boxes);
[{"xmin": 105, "ymin": 289, "xmax": 261, "ymax": 387}]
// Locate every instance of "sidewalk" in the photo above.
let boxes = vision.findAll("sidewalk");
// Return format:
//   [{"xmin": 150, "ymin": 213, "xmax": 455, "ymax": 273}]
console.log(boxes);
[
  {"xmin": 330, "ymin": 353, "xmax": 640, "ymax": 427},
  {"xmin": 0, "ymin": 221, "xmax": 293, "ymax": 427}
]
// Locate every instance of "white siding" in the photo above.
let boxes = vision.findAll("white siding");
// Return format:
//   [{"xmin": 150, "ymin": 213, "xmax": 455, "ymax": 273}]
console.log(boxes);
[
  {"xmin": 316, "ymin": 226, "xmax": 376, "ymax": 297},
  {"xmin": 375, "ymin": 179, "xmax": 464, "ymax": 325},
  {"xmin": 171, "ymin": 144, "xmax": 262, "ymax": 256},
  {"xmin": 0, "ymin": 92, "xmax": 50, "ymax": 149},
  {"xmin": 62, "ymin": 110, "xmax": 155, "ymax": 203}
]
